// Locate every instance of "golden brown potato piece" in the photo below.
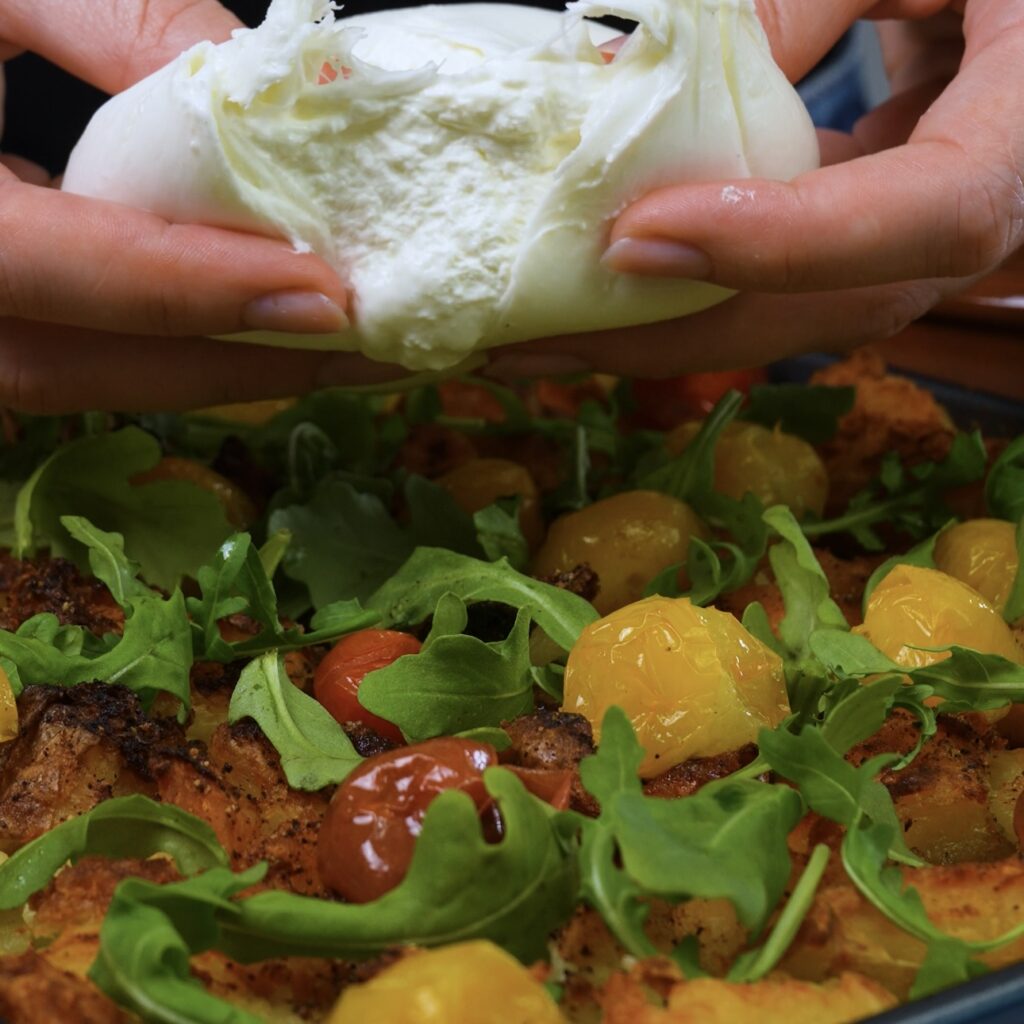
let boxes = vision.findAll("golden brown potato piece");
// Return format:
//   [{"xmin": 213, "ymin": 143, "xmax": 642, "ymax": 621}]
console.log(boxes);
[
  {"xmin": 22, "ymin": 857, "xmax": 348, "ymax": 1023},
  {"xmin": 600, "ymin": 967, "xmax": 896, "ymax": 1024},
  {"xmin": 0, "ymin": 684, "xmax": 184, "ymax": 852},
  {"xmin": 0, "ymin": 950, "xmax": 129, "ymax": 1024},
  {"xmin": 154, "ymin": 721, "xmax": 329, "ymax": 897},
  {"xmin": 850, "ymin": 712, "xmax": 1014, "ymax": 864},
  {"xmin": 782, "ymin": 857, "xmax": 1024, "ymax": 997},
  {"xmin": 811, "ymin": 348, "xmax": 955, "ymax": 512}
]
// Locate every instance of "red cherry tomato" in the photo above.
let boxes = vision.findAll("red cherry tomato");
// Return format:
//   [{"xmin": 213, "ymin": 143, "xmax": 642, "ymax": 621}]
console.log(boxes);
[
  {"xmin": 630, "ymin": 369, "xmax": 768, "ymax": 430},
  {"xmin": 317, "ymin": 738, "xmax": 574, "ymax": 903},
  {"xmin": 313, "ymin": 629, "xmax": 422, "ymax": 745},
  {"xmin": 318, "ymin": 738, "xmax": 496, "ymax": 902}
]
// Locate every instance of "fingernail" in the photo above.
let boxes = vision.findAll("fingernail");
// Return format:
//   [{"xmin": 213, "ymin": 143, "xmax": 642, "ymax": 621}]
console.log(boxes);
[
  {"xmin": 603, "ymin": 238, "xmax": 713, "ymax": 279},
  {"xmin": 483, "ymin": 352, "xmax": 591, "ymax": 381},
  {"xmin": 242, "ymin": 291, "xmax": 348, "ymax": 334}
]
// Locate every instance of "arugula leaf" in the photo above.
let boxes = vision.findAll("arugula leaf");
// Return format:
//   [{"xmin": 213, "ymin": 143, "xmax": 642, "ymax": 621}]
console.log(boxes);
[
  {"xmin": 637, "ymin": 390, "xmax": 743, "ymax": 503},
  {"xmin": 0, "ymin": 795, "xmax": 227, "ymax": 910},
  {"xmin": 575, "ymin": 708, "xmax": 802, "ymax": 948},
  {"xmin": 90, "ymin": 865, "xmax": 267, "ymax": 1024},
  {"xmin": 60, "ymin": 516, "xmax": 152, "ymax": 607},
  {"xmin": 0, "ymin": 591, "xmax": 192, "ymax": 712},
  {"xmin": 809, "ymin": 632, "xmax": 1024, "ymax": 711},
  {"xmin": 802, "ymin": 431, "xmax": 987, "ymax": 551},
  {"xmin": 269, "ymin": 474, "xmax": 484, "ymax": 610},
  {"xmin": 368, "ymin": 548, "xmax": 598, "ymax": 652},
  {"xmin": 187, "ymin": 533, "xmax": 378, "ymax": 662},
  {"xmin": 359, "ymin": 605, "xmax": 534, "ymax": 743},
  {"xmin": 227, "ymin": 653, "xmax": 362, "ymax": 790},
  {"xmin": 760, "ymin": 506, "xmax": 848, "ymax": 705},
  {"xmin": 223, "ymin": 769, "xmax": 575, "ymax": 963},
  {"xmin": 15, "ymin": 427, "xmax": 232, "ymax": 590},
  {"xmin": 269, "ymin": 478, "xmax": 414, "ymax": 608},
  {"xmin": 474, "ymin": 500, "xmax": 529, "ymax": 571},
  {"xmin": 727, "ymin": 843, "xmax": 830, "ymax": 983},
  {"xmin": 404, "ymin": 475, "xmax": 481, "ymax": 555},
  {"xmin": 986, "ymin": 436, "xmax": 1024, "ymax": 522},
  {"xmin": 742, "ymin": 384, "xmax": 855, "ymax": 444}
]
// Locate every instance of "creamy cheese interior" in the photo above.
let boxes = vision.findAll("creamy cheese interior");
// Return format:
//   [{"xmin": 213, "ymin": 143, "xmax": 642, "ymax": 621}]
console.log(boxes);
[{"xmin": 63, "ymin": 0, "xmax": 819, "ymax": 371}]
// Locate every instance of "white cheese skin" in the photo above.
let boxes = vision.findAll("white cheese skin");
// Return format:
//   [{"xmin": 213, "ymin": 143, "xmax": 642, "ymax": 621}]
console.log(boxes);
[{"xmin": 62, "ymin": 0, "xmax": 819, "ymax": 371}]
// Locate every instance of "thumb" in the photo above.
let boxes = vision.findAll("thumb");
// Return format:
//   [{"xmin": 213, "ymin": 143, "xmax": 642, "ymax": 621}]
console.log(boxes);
[{"xmin": 0, "ymin": 175, "xmax": 349, "ymax": 337}]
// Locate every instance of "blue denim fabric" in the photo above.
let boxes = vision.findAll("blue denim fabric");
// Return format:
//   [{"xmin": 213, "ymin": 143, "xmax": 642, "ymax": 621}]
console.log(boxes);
[{"xmin": 797, "ymin": 29, "xmax": 873, "ymax": 132}]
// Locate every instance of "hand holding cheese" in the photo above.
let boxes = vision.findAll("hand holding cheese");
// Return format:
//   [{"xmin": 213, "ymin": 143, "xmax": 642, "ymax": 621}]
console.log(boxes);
[
  {"xmin": 62, "ymin": 0, "xmax": 818, "ymax": 373},
  {"xmin": 0, "ymin": 0, "xmax": 399, "ymax": 414},
  {"xmin": 503, "ymin": 0, "xmax": 1024, "ymax": 378}
]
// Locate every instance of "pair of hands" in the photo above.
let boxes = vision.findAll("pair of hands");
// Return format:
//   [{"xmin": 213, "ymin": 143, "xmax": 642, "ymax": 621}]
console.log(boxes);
[{"xmin": 0, "ymin": 0, "xmax": 1020, "ymax": 412}]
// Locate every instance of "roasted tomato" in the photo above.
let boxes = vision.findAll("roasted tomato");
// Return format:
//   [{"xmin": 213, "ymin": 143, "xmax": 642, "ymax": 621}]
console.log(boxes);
[
  {"xmin": 630, "ymin": 369, "xmax": 767, "ymax": 430},
  {"xmin": 667, "ymin": 420, "xmax": 828, "ymax": 518},
  {"xmin": 532, "ymin": 490, "xmax": 708, "ymax": 614},
  {"xmin": 855, "ymin": 565, "xmax": 1023, "ymax": 670},
  {"xmin": 933, "ymin": 519, "xmax": 1019, "ymax": 616},
  {"xmin": 327, "ymin": 941, "xmax": 565, "ymax": 1023},
  {"xmin": 131, "ymin": 455, "xmax": 257, "ymax": 529},
  {"xmin": 314, "ymin": 629, "xmax": 422, "ymax": 744},
  {"xmin": 563, "ymin": 596, "xmax": 788, "ymax": 777},
  {"xmin": 318, "ymin": 738, "xmax": 571, "ymax": 903}
]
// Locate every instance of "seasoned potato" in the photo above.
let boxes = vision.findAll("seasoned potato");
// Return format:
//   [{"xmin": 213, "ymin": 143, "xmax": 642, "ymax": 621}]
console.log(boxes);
[
  {"xmin": 667, "ymin": 420, "xmax": 828, "ymax": 518},
  {"xmin": 533, "ymin": 491, "xmax": 708, "ymax": 614},
  {"xmin": 563, "ymin": 597, "xmax": 788, "ymax": 776},
  {"xmin": 600, "ymin": 969, "xmax": 896, "ymax": 1024},
  {"xmin": 131, "ymin": 455, "xmax": 257, "ymax": 529}
]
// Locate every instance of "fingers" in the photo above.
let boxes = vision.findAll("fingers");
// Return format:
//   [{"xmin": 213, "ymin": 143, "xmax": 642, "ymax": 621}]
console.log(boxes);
[
  {"xmin": 754, "ymin": 0, "xmax": 873, "ymax": 80},
  {"xmin": 607, "ymin": 10, "xmax": 1024, "ymax": 295},
  {"xmin": 0, "ymin": 175, "xmax": 348, "ymax": 337},
  {"xmin": 0, "ymin": 321, "xmax": 405, "ymax": 414},
  {"xmin": 0, "ymin": 155, "xmax": 51, "ymax": 187},
  {"xmin": 486, "ymin": 281, "xmax": 947, "ymax": 381},
  {"xmin": 0, "ymin": 0, "xmax": 241, "ymax": 93}
]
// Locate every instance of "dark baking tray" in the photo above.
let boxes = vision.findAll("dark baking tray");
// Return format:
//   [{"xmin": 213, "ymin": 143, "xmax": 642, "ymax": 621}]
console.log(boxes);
[{"xmin": 774, "ymin": 353, "xmax": 1024, "ymax": 1024}]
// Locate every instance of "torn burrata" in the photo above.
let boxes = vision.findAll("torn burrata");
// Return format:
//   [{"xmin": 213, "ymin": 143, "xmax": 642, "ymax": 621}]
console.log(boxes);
[{"xmin": 62, "ymin": 0, "xmax": 819, "ymax": 371}]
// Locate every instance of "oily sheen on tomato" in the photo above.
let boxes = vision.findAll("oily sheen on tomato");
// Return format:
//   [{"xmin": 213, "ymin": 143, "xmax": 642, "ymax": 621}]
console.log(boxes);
[
  {"xmin": 318, "ymin": 739, "xmax": 572, "ymax": 903},
  {"xmin": 313, "ymin": 629, "xmax": 421, "ymax": 744}
]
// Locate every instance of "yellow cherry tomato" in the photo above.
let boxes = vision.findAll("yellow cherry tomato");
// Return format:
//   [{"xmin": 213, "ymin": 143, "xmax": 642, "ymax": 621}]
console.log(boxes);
[
  {"xmin": 132, "ymin": 456, "xmax": 257, "ymax": 530},
  {"xmin": 933, "ymin": 519, "xmax": 1019, "ymax": 615},
  {"xmin": 327, "ymin": 942, "xmax": 564, "ymax": 1024},
  {"xmin": 666, "ymin": 420, "xmax": 828, "ymax": 518},
  {"xmin": 563, "ymin": 596, "xmax": 789, "ymax": 777},
  {"xmin": 532, "ymin": 491, "xmax": 708, "ymax": 615},
  {"xmin": 436, "ymin": 458, "xmax": 544, "ymax": 550},
  {"xmin": 855, "ymin": 565, "xmax": 1024, "ymax": 670},
  {"xmin": 0, "ymin": 665, "xmax": 16, "ymax": 742}
]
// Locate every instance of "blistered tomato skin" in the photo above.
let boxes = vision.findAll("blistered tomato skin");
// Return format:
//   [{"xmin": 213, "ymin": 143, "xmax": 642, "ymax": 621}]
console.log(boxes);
[
  {"xmin": 532, "ymin": 491, "xmax": 708, "ymax": 615},
  {"xmin": 436, "ymin": 457, "xmax": 544, "ymax": 549},
  {"xmin": 318, "ymin": 738, "xmax": 497, "ymax": 903},
  {"xmin": 314, "ymin": 629, "xmax": 421, "ymax": 744},
  {"xmin": 933, "ymin": 519, "xmax": 1019, "ymax": 615},
  {"xmin": 667, "ymin": 420, "xmax": 828, "ymax": 518},
  {"xmin": 327, "ymin": 941, "xmax": 565, "ymax": 1023},
  {"xmin": 855, "ymin": 565, "xmax": 1024, "ymax": 669},
  {"xmin": 563, "ymin": 596, "xmax": 789, "ymax": 777}
]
